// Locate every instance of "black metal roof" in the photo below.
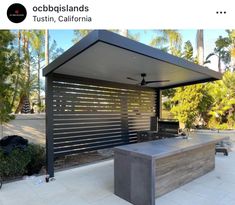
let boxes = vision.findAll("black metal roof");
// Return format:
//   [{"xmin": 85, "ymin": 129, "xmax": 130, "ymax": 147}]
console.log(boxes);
[{"xmin": 43, "ymin": 30, "xmax": 222, "ymax": 89}]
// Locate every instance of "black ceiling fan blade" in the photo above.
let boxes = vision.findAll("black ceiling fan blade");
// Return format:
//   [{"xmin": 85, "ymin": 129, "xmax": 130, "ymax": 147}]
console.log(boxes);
[
  {"xmin": 127, "ymin": 77, "xmax": 138, "ymax": 81},
  {"xmin": 145, "ymin": 80, "xmax": 170, "ymax": 84}
]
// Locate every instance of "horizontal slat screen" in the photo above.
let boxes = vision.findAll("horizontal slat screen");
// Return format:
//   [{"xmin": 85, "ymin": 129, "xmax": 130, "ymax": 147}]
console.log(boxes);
[{"xmin": 52, "ymin": 75, "xmax": 156, "ymax": 157}]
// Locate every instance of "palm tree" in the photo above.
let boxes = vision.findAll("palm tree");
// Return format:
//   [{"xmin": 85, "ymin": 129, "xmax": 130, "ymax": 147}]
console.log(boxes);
[
  {"xmin": 31, "ymin": 30, "xmax": 45, "ymax": 111},
  {"xmin": 150, "ymin": 30, "xmax": 182, "ymax": 56},
  {"xmin": 15, "ymin": 30, "xmax": 32, "ymax": 113},
  {"xmin": 0, "ymin": 30, "xmax": 16, "ymax": 137},
  {"xmin": 45, "ymin": 30, "xmax": 49, "ymax": 65},
  {"xmin": 196, "ymin": 30, "xmax": 204, "ymax": 66},
  {"xmin": 119, "ymin": 29, "xmax": 128, "ymax": 37},
  {"xmin": 11, "ymin": 31, "xmax": 22, "ymax": 110},
  {"xmin": 72, "ymin": 30, "xmax": 92, "ymax": 43},
  {"xmin": 118, "ymin": 30, "xmax": 140, "ymax": 41},
  {"xmin": 227, "ymin": 30, "xmax": 235, "ymax": 71},
  {"xmin": 72, "ymin": 30, "xmax": 139, "ymax": 44},
  {"xmin": 204, "ymin": 36, "xmax": 230, "ymax": 72},
  {"xmin": 15, "ymin": 76, "xmax": 37, "ymax": 113}
]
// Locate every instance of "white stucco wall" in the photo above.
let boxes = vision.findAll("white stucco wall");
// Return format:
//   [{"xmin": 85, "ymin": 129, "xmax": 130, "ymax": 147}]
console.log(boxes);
[{"xmin": 1, "ymin": 114, "xmax": 45, "ymax": 145}]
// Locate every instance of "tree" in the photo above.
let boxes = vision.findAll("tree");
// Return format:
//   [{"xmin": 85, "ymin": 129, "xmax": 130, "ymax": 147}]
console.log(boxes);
[
  {"xmin": 45, "ymin": 29, "xmax": 49, "ymax": 65},
  {"xmin": 204, "ymin": 36, "xmax": 230, "ymax": 72},
  {"xmin": 31, "ymin": 30, "xmax": 45, "ymax": 111},
  {"xmin": 206, "ymin": 30, "xmax": 235, "ymax": 72},
  {"xmin": 72, "ymin": 30, "xmax": 92, "ymax": 43},
  {"xmin": 0, "ymin": 30, "xmax": 18, "ymax": 137},
  {"xmin": 10, "ymin": 31, "xmax": 22, "ymax": 110},
  {"xmin": 196, "ymin": 30, "xmax": 204, "ymax": 65},
  {"xmin": 118, "ymin": 30, "xmax": 140, "ymax": 40},
  {"xmin": 12, "ymin": 30, "xmax": 63, "ymax": 114},
  {"xmin": 207, "ymin": 71, "xmax": 235, "ymax": 128},
  {"xmin": 183, "ymin": 41, "xmax": 194, "ymax": 61},
  {"xmin": 156, "ymin": 31, "xmax": 182, "ymax": 118},
  {"xmin": 49, "ymin": 40, "xmax": 64, "ymax": 62},
  {"xmin": 150, "ymin": 30, "xmax": 182, "ymax": 56},
  {"xmin": 15, "ymin": 30, "xmax": 33, "ymax": 113},
  {"xmin": 15, "ymin": 76, "xmax": 37, "ymax": 114},
  {"xmin": 72, "ymin": 30, "xmax": 139, "ymax": 44},
  {"xmin": 226, "ymin": 30, "xmax": 235, "ymax": 71},
  {"xmin": 171, "ymin": 84, "xmax": 211, "ymax": 128},
  {"xmin": 170, "ymin": 40, "xmax": 212, "ymax": 128}
]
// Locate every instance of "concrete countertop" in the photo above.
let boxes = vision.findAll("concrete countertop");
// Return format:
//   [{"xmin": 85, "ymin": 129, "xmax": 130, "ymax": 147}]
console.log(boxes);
[{"xmin": 114, "ymin": 135, "xmax": 226, "ymax": 160}]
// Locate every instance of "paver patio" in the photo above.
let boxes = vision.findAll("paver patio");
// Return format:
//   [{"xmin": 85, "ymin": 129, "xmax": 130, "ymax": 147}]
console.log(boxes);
[{"xmin": 1, "ymin": 141, "xmax": 235, "ymax": 205}]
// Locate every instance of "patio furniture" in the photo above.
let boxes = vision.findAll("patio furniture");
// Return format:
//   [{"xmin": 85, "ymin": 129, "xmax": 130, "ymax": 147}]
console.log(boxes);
[
  {"xmin": 215, "ymin": 147, "xmax": 228, "ymax": 156},
  {"xmin": 114, "ymin": 135, "xmax": 226, "ymax": 205},
  {"xmin": 215, "ymin": 141, "xmax": 229, "ymax": 156}
]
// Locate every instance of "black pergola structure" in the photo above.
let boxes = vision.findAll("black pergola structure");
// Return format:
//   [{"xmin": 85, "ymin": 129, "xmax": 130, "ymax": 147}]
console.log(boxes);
[{"xmin": 43, "ymin": 30, "xmax": 222, "ymax": 177}]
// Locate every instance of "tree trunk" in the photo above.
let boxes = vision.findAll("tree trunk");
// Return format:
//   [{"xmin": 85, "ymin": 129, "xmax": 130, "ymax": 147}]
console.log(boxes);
[
  {"xmin": 0, "ymin": 123, "xmax": 3, "ymax": 139},
  {"xmin": 25, "ymin": 39, "xmax": 30, "ymax": 84},
  {"xmin": 11, "ymin": 31, "xmax": 21, "ymax": 110},
  {"xmin": 15, "ymin": 95, "xmax": 30, "ymax": 114},
  {"xmin": 15, "ymin": 31, "xmax": 31, "ymax": 114},
  {"xmin": 197, "ymin": 30, "xmax": 204, "ymax": 66},
  {"xmin": 45, "ymin": 30, "xmax": 49, "ymax": 65},
  {"xmin": 37, "ymin": 53, "xmax": 41, "ymax": 112},
  {"xmin": 218, "ymin": 54, "xmax": 222, "ymax": 73},
  {"xmin": 15, "ymin": 95, "xmax": 25, "ymax": 113},
  {"xmin": 119, "ymin": 30, "xmax": 128, "ymax": 37},
  {"xmin": 231, "ymin": 47, "xmax": 235, "ymax": 71}
]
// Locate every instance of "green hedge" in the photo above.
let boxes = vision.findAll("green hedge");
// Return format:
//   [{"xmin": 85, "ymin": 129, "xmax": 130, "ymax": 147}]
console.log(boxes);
[{"xmin": 0, "ymin": 144, "xmax": 45, "ymax": 179}]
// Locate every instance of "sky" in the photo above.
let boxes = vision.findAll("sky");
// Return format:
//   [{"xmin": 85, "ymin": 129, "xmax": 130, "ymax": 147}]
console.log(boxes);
[{"xmin": 49, "ymin": 29, "xmax": 228, "ymax": 71}]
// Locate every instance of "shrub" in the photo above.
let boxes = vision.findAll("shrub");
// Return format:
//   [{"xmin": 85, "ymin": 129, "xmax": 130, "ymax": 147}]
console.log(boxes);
[
  {"xmin": 217, "ymin": 123, "xmax": 230, "ymax": 130},
  {"xmin": 0, "ymin": 148, "xmax": 31, "ymax": 178},
  {"xmin": 26, "ymin": 144, "xmax": 45, "ymax": 175},
  {"xmin": 0, "ymin": 143, "xmax": 45, "ymax": 179}
]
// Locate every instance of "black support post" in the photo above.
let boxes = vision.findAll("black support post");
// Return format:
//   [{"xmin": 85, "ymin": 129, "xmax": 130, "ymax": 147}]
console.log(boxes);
[
  {"xmin": 46, "ymin": 74, "xmax": 54, "ymax": 178},
  {"xmin": 120, "ymin": 95, "xmax": 129, "ymax": 144},
  {"xmin": 155, "ymin": 89, "xmax": 161, "ymax": 119}
]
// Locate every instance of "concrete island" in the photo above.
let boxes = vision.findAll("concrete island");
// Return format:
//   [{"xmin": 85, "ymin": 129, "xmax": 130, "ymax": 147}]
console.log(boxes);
[{"xmin": 114, "ymin": 135, "xmax": 225, "ymax": 205}]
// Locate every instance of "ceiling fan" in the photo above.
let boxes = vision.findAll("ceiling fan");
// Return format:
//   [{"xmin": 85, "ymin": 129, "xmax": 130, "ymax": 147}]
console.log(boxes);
[{"xmin": 127, "ymin": 73, "xmax": 169, "ymax": 86}]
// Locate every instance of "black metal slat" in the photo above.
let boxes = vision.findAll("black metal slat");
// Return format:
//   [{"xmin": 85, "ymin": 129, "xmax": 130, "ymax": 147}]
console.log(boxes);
[
  {"xmin": 54, "ymin": 132, "xmax": 138, "ymax": 144},
  {"xmin": 52, "ymin": 110, "xmax": 120, "ymax": 114},
  {"xmin": 53, "ymin": 127, "xmax": 147, "ymax": 140},
  {"xmin": 53, "ymin": 118, "xmax": 149, "ymax": 124},
  {"xmin": 54, "ymin": 121, "xmax": 122, "ymax": 128},
  {"xmin": 52, "ymin": 104, "xmax": 122, "ymax": 110},
  {"xmin": 53, "ymin": 95, "xmax": 155, "ymax": 103},
  {"xmin": 53, "ymin": 125, "xmax": 122, "ymax": 133},
  {"xmin": 52, "ymin": 81, "xmax": 154, "ymax": 95},
  {"xmin": 52, "ymin": 109, "xmax": 155, "ymax": 114},
  {"xmin": 54, "ymin": 142, "xmax": 131, "ymax": 157},
  {"xmin": 53, "ymin": 129, "xmax": 122, "ymax": 138},
  {"xmin": 54, "ymin": 138, "xmax": 130, "ymax": 153},
  {"xmin": 53, "ymin": 118, "xmax": 122, "ymax": 124},
  {"xmin": 54, "ymin": 132, "xmax": 123, "ymax": 142},
  {"xmin": 54, "ymin": 135, "xmax": 125, "ymax": 147},
  {"xmin": 52, "ymin": 101, "xmax": 155, "ymax": 108},
  {"xmin": 52, "ymin": 92, "xmax": 151, "ymax": 101},
  {"xmin": 53, "ymin": 95, "xmax": 154, "ymax": 103},
  {"xmin": 52, "ymin": 87, "xmax": 154, "ymax": 99},
  {"xmin": 52, "ymin": 101, "xmax": 122, "ymax": 107},
  {"xmin": 53, "ymin": 112, "xmax": 153, "ymax": 116},
  {"xmin": 52, "ymin": 73, "xmax": 155, "ymax": 92},
  {"xmin": 53, "ymin": 114, "xmax": 122, "ymax": 119}
]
